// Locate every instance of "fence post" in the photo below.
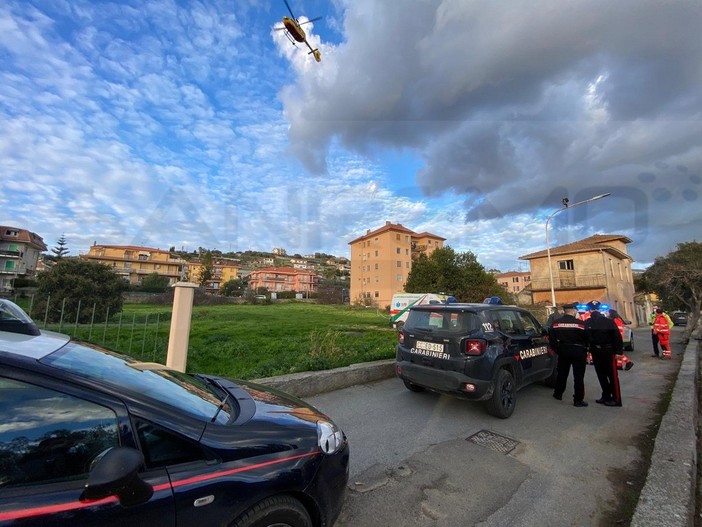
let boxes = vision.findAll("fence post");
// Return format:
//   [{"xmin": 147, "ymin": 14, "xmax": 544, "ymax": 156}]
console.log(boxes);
[
  {"xmin": 102, "ymin": 307, "xmax": 110, "ymax": 344},
  {"xmin": 153, "ymin": 313, "xmax": 161, "ymax": 361},
  {"xmin": 166, "ymin": 282, "xmax": 197, "ymax": 373},
  {"xmin": 73, "ymin": 299, "xmax": 82, "ymax": 337},
  {"xmin": 141, "ymin": 314, "xmax": 149, "ymax": 356},
  {"xmin": 43, "ymin": 294, "xmax": 50, "ymax": 328},
  {"xmin": 88, "ymin": 304, "xmax": 96, "ymax": 341},
  {"xmin": 58, "ymin": 298, "xmax": 67, "ymax": 333}
]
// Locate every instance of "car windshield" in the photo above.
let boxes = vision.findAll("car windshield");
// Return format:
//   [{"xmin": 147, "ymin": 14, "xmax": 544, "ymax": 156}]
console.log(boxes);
[
  {"xmin": 40, "ymin": 341, "xmax": 233, "ymax": 424},
  {"xmin": 405, "ymin": 310, "xmax": 480, "ymax": 334}
]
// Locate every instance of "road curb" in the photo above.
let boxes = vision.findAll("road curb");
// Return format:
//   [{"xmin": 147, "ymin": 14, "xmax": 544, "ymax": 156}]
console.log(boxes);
[
  {"xmin": 631, "ymin": 338, "xmax": 699, "ymax": 527},
  {"xmin": 254, "ymin": 359, "xmax": 396, "ymax": 398}
]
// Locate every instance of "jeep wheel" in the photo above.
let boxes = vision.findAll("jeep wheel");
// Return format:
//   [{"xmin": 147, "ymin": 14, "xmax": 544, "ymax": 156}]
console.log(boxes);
[
  {"xmin": 543, "ymin": 364, "xmax": 558, "ymax": 388},
  {"xmin": 486, "ymin": 369, "xmax": 516, "ymax": 419},
  {"xmin": 403, "ymin": 380, "xmax": 425, "ymax": 392}
]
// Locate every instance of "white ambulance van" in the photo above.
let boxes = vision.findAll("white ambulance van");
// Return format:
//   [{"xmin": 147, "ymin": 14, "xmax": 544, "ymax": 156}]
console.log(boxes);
[{"xmin": 389, "ymin": 293, "xmax": 455, "ymax": 328}]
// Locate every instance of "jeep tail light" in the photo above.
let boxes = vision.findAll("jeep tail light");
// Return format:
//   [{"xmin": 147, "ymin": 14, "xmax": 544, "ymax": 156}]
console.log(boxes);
[
  {"xmin": 398, "ymin": 332, "xmax": 404, "ymax": 344},
  {"xmin": 465, "ymin": 339, "xmax": 486, "ymax": 355}
]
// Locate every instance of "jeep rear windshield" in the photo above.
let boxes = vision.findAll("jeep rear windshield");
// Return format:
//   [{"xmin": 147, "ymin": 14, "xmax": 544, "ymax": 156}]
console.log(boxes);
[{"xmin": 405, "ymin": 309, "xmax": 481, "ymax": 334}]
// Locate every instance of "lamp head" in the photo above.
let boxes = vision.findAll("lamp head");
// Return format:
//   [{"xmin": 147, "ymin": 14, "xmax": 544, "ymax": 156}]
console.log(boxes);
[{"xmin": 561, "ymin": 197, "xmax": 569, "ymax": 207}]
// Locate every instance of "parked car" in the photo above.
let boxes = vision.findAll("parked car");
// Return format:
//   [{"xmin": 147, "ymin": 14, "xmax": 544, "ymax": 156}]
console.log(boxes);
[
  {"xmin": 395, "ymin": 301, "xmax": 557, "ymax": 419},
  {"xmin": 671, "ymin": 311, "xmax": 688, "ymax": 326},
  {"xmin": 0, "ymin": 299, "xmax": 349, "ymax": 527}
]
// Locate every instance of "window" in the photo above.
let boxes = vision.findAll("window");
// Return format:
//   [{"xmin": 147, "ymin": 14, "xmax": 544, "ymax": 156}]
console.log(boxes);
[
  {"xmin": 374, "ymin": 291, "xmax": 379, "ymax": 298},
  {"xmin": 513, "ymin": 277, "xmax": 519, "ymax": 282},
  {"xmin": 396, "ymin": 234, "xmax": 400, "ymax": 241},
  {"xmin": 405, "ymin": 249, "xmax": 409, "ymax": 255},
  {"xmin": 396, "ymin": 261, "xmax": 401, "ymax": 267},
  {"xmin": 490, "ymin": 310, "xmax": 524, "ymax": 335},
  {"xmin": 396, "ymin": 248, "xmax": 401, "ymax": 254},
  {"xmin": 618, "ymin": 262, "xmax": 623, "ymax": 280},
  {"xmin": 397, "ymin": 274, "xmax": 403, "ymax": 281},
  {"xmin": 406, "ymin": 262, "xmax": 410, "ymax": 268},
  {"xmin": 374, "ymin": 263, "xmax": 378, "ymax": 270},
  {"xmin": 609, "ymin": 258, "xmax": 614, "ymax": 277},
  {"xmin": 375, "ymin": 250, "xmax": 378, "ymax": 257},
  {"xmin": 558, "ymin": 260, "xmax": 574, "ymax": 270},
  {"xmin": 4, "ymin": 261, "xmax": 14, "ymax": 270},
  {"xmin": 138, "ymin": 254, "xmax": 148, "ymax": 261},
  {"xmin": 515, "ymin": 311, "xmax": 540, "ymax": 336},
  {"xmin": 0, "ymin": 377, "xmax": 119, "ymax": 487},
  {"xmin": 136, "ymin": 419, "xmax": 204, "ymax": 468}
]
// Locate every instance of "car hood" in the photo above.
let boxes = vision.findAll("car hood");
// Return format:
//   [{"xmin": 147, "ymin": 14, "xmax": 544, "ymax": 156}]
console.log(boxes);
[{"xmin": 199, "ymin": 377, "xmax": 331, "ymax": 454}]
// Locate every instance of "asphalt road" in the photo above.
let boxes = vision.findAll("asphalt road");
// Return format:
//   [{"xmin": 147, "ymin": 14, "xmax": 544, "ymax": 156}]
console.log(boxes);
[{"xmin": 308, "ymin": 327, "xmax": 686, "ymax": 527}]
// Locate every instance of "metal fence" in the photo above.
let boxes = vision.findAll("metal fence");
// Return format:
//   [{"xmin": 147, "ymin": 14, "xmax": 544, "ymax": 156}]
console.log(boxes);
[{"xmin": 12, "ymin": 294, "xmax": 171, "ymax": 363}]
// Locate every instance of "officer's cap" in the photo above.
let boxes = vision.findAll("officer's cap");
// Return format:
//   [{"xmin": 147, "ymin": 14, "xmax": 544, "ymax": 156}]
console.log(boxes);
[
  {"xmin": 561, "ymin": 302, "xmax": 579, "ymax": 309},
  {"xmin": 586, "ymin": 300, "xmax": 601, "ymax": 311}
]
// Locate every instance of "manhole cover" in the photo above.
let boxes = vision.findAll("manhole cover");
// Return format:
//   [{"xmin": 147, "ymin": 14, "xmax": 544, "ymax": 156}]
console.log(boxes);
[{"xmin": 467, "ymin": 429, "xmax": 519, "ymax": 454}]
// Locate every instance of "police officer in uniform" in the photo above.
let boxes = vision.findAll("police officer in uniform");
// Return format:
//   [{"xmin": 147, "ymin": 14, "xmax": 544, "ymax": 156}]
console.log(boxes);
[
  {"xmin": 585, "ymin": 300, "xmax": 624, "ymax": 406},
  {"xmin": 549, "ymin": 302, "xmax": 589, "ymax": 407}
]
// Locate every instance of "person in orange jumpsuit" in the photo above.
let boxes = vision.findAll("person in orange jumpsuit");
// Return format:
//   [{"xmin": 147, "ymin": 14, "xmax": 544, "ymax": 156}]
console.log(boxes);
[
  {"xmin": 653, "ymin": 308, "xmax": 672, "ymax": 359},
  {"xmin": 608, "ymin": 309, "xmax": 634, "ymax": 370}
]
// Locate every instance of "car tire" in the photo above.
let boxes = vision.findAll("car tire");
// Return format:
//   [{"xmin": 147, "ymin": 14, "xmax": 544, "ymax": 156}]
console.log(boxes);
[
  {"xmin": 403, "ymin": 379, "xmax": 425, "ymax": 392},
  {"xmin": 486, "ymin": 369, "xmax": 516, "ymax": 419},
  {"xmin": 543, "ymin": 364, "xmax": 558, "ymax": 388},
  {"xmin": 230, "ymin": 495, "xmax": 312, "ymax": 527},
  {"xmin": 624, "ymin": 340, "xmax": 634, "ymax": 352}
]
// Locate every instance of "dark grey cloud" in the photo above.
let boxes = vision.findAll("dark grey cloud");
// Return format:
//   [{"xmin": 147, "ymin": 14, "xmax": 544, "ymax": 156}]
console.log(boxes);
[{"xmin": 281, "ymin": 0, "xmax": 702, "ymax": 264}]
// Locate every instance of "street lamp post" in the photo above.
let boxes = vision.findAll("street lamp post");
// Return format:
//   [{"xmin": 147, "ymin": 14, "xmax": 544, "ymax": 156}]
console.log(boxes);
[{"xmin": 545, "ymin": 193, "xmax": 611, "ymax": 310}]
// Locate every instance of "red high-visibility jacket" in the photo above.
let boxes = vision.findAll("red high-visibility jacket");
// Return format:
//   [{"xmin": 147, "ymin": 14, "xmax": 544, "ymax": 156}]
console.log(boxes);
[{"xmin": 653, "ymin": 314, "xmax": 671, "ymax": 335}]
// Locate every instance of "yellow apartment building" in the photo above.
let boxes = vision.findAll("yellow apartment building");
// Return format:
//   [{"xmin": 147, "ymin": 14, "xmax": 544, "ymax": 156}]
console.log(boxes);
[
  {"xmin": 519, "ymin": 234, "xmax": 636, "ymax": 323},
  {"xmin": 348, "ymin": 221, "xmax": 445, "ymax": 308},
  {"xmin": 80, "ymin": 245, "xmax": 186, "ymax": 286},
  {"xmin": 186, "ymin": 257, "xmax": 239, "ymax": 293}
]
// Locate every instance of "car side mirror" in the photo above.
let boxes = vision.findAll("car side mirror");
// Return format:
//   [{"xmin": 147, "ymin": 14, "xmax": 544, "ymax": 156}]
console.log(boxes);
[{"xmin": 81, "ymin": 447, "xmax": 153, "ymax": 507}]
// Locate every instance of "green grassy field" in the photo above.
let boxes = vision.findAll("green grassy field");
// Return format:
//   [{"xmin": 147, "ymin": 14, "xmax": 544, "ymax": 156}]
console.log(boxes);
[{"xmin": 37, "ymin": 302, "xmax": 397, "ymax": 380}]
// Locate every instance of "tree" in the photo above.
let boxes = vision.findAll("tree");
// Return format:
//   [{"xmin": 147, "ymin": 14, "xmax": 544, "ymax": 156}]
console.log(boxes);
[
  {"xmin": 33, "ymin": 260, "xmax": 127, "ymax": 323},
  {"xmin": 641, "ymin": 241, "xmax": 702, "ymax": 344},
  {"xmin": 220, "ymin": 278, "xmax": 247, "ymax": 297},
  {"xmin": 50, "ymin": 234, "xmax": 70, "ymax": 261},
  {"xmin": 140, "ymin": 272, "xmax": 170, "ymax": 293},
  {"xmin": 197, "ymin": 250, "xmax": 214, "ymax": 287},
  {"xmin": 404, "ymin": 246, "xmax": 507, "ymax": 302}
]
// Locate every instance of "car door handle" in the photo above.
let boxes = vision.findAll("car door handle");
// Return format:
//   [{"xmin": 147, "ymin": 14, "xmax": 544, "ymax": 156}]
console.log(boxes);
[{"xmin": 194, "ymin": 495, "xmax": 215, "ymax": 507}]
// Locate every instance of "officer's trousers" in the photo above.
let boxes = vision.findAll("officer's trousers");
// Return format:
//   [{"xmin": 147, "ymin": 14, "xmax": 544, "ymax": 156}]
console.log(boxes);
[{"xmin": 592, "ymin": 351, "xmax": 621, "ymax": 405}]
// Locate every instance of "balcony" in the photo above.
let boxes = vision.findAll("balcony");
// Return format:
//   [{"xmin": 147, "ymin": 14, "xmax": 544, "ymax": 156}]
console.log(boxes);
[
  {"xmin": 530, "ymin": 273, "xmax": 607, "ymax": 291},
  {"xmin": 0, "ymin": 249, "xmax": 21, "ymax": 257}
]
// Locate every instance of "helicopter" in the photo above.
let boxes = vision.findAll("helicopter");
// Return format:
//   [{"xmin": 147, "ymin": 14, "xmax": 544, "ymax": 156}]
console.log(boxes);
[{"xmin": 275, "ymin": 0, "xmax": 322, "ymax": 62}]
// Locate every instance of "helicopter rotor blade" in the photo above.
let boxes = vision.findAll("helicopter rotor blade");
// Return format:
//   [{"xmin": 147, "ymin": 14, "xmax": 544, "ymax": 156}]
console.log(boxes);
[
  {"xmin": 298, "ymin": 16, "xmax": 322, "ymax": 26},
  {"xmin": 283, "ymin": 0, "xmax": 296, "ymax": 19}
]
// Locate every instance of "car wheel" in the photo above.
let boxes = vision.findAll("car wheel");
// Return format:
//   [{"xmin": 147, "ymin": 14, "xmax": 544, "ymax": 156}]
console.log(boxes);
[
  {"xmin": 624, "ymin": 340, "xmax": 634, "ymax": 352},
  {"xmin": 486, "ymin": 369, "xmax": 516, "ymax": 419},
  {"xmin": 230, "ymin": 495, "xmax": 312, "ymax": 527},
  {"xmin": 403, "ymin": 379, "xmax": 425, "ymax": 392},
  {"xmin": 543, "ymin": 364, "xmax": 557, "ymax": 388}
]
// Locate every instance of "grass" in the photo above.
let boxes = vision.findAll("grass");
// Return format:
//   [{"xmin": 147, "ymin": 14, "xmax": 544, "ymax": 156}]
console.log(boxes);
[{"xmin": 35, "ymin": 302, "xmax": 397, "ymax": 380}]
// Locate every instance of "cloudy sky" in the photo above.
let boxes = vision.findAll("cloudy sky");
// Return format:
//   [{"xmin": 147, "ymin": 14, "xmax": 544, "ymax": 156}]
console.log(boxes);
[{"xmin": 1, "ymin": 0, "xmax": 700, "ymax": 271}]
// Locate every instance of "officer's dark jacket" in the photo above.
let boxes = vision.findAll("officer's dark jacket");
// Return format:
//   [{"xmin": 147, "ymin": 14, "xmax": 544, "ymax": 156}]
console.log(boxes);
[
  {"xmin": 585, "ymin": 311, "xmax": 623, "ymax": 354},
  {"xmin": 548, "ymin": 313, "xmax": 589, "ymax": 353}
]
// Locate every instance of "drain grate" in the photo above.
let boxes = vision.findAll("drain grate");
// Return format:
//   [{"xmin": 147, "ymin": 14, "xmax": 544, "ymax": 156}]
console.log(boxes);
[{"xmin": 467, "ymin": 429, "xmax": 519, "ymax": 454}]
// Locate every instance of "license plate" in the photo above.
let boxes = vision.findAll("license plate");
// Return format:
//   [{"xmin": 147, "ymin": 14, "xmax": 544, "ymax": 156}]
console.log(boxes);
[{"xmin": 415, "ymin": 340, "xmax": 444, "ymax": 353}]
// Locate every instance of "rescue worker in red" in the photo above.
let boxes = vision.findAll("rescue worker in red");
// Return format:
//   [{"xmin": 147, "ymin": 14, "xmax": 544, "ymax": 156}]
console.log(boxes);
[
  {"xmin": 653, "ymin": 308, "xmax": 672, "ymax": 359},
  {"xmin": 549, "ymin": 302, "xmax": 590, "ymax": 407},
  {"xmin": 585, "ymin": 300, "xmax": 623, "ymax": 406},
  {"xmin": 607, "ymin": 309, "xmax": 634, "ymax": 371}
]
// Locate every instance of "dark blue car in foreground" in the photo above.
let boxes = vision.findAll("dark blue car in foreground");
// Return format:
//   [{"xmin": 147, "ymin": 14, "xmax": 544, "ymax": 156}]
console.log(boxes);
[{"xmin": 0, "ymin": 300, "xmax": 349, "ymax": 527}]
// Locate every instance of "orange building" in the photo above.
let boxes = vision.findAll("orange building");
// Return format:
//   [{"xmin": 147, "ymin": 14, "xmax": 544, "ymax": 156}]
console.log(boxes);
[
  {"xmin": 80, "ymin": 244, "xmax": 186, "ymax": 286},
  {"xmin": 248, "ymin": 266, "xmax": 319, "ymax": 295},
  {"xmin": 348, "ymin": 221, "xmax": 445, "ymax": 308},
  {"xmin": 495, "ymin": 271, "xmax": 532, "ymax": 294}
]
